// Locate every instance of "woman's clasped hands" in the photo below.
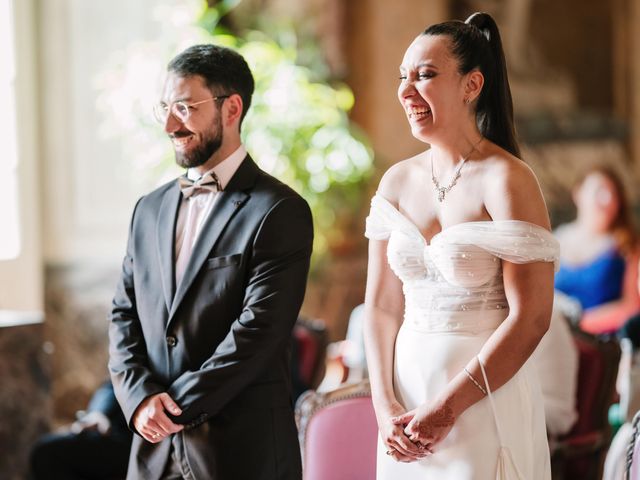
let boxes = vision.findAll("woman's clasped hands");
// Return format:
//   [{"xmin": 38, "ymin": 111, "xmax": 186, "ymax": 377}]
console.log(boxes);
[{"xmin": 385, "ymin": 399, "xmax": 456, "ymax": 462}]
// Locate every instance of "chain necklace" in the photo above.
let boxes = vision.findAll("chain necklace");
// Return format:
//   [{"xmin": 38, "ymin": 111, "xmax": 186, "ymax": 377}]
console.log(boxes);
[{"xmin": 430, "ymin": 137, "xmax": 483, "ymax": 202}]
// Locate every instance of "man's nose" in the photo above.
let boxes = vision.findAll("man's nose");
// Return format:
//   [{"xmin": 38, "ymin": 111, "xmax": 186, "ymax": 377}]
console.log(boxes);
[{"xmin": 164, "ymin": 111, "xmax": 182, "ymax": 134}]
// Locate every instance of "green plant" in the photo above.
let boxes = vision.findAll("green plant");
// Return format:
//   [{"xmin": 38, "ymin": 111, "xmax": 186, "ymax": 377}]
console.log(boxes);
[{"xmin": 96, "ymin": 0, "xmax": 373, "ymax": 266}]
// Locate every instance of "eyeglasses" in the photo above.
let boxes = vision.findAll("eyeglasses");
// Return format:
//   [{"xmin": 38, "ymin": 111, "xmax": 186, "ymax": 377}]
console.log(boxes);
[{"xmin": 153, "ymin": 95, "xmax": 230, "ymax": 124}]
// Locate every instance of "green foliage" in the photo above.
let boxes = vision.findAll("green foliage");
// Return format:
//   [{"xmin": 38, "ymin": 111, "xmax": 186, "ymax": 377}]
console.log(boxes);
[{"xmin": 200, "ymin": 4, "xmax": 374, "ymax": 261}]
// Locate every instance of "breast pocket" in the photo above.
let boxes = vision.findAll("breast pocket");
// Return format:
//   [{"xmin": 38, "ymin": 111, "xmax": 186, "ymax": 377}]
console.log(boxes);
[{"xmin": 206, "ymin": 253, "xmax": 242, "ymax": 270}]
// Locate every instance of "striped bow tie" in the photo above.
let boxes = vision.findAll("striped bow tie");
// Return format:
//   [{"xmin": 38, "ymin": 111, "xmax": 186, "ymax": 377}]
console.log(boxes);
[{"xmin": 178, "ymin": 172, "xmax": 222, "ymax": 198}]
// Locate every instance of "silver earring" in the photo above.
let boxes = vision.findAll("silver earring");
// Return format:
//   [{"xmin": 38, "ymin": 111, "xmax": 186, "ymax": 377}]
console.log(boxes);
[{"xmin": 465, "ymin": 98, "xmax": 471, "ymax": 104}]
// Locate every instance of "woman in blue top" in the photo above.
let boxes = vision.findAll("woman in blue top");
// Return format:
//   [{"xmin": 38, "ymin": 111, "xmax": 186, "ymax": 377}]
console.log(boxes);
[{"xmin": 555, "ymin": 166, "xmax": 638, "ymax": 333}]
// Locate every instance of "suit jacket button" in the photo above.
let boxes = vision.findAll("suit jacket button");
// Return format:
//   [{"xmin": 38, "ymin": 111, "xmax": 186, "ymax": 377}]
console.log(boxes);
[{"xmin": 166, "ymin": 335, "xmax": 177, "ymax": 347}]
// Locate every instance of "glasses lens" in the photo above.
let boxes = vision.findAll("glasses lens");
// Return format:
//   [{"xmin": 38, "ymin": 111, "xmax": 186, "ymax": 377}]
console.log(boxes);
[
  {"xmin": 153, "ymin": 103, "xmax": 169, "ymax": 124},
  {"xmin": 173, "ymin": 102, "xmax": 190, "ymax": 122}
]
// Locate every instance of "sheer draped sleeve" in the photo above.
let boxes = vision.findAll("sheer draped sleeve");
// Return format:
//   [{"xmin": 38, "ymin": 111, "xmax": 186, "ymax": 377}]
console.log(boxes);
[
  {"xmin": 437, "ymin": 221, "xmax": 560, "ymax": 271},
  {"xmin": 364, "ymin": 194, "xmax": 422, "ymax": 241}
]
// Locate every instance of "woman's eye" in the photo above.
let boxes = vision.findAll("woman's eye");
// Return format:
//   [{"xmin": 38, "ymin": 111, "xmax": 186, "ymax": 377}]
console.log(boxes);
[
  {"xmin": 418, "ymin": 72, "xmax": 434, "ymax": 80},
  {"xmin": 399, "ymin": 75, "xmax": 407, "ymax": 80}
]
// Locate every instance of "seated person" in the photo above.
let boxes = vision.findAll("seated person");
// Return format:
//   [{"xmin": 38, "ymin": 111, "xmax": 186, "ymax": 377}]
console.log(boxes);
[
  {"xmin": 342, "ymin": 303, "xmax": 368, "ymax": 382},
  {"xmin": 554, "ymin": 166, "xmax": 639, "ymax": 334},
  {"xmin": 30, "ymin": 380, "xmax": 131, "ymax": 480}
]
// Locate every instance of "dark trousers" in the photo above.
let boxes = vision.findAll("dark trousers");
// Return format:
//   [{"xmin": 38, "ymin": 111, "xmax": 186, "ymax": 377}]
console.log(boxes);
[{"xmin": 30, "ymin": 430, "xmax": 131, "ymax": 480}]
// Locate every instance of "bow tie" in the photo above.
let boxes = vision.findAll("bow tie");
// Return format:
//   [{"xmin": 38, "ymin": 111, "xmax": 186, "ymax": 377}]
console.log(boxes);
[{"xmin": 178, "ymin": 172, "xmax": 222, "ymax": 198}]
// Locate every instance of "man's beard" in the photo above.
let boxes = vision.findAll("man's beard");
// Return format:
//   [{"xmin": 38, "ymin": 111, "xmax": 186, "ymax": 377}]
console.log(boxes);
[{"xmin": 174, "ymin": 118, "xmax": 223, "ymax": 169}]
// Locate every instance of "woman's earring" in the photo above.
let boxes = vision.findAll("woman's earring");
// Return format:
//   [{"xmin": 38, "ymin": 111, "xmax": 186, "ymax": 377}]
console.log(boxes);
[{"xmin": 464, "ymin": 97, "xmax": 471, "ymax": 105}]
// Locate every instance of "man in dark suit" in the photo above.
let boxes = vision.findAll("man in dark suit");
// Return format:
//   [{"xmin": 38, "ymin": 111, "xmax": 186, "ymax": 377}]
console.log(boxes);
[{"xmin": 108, "ymin": 44, "xmax": 313, "ymax": 480}]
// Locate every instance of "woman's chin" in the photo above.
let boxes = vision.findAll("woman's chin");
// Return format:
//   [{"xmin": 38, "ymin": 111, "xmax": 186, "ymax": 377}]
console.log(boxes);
[{"xmin": 409, "ymin": 125, "xmax": 434, "ymax": 144}]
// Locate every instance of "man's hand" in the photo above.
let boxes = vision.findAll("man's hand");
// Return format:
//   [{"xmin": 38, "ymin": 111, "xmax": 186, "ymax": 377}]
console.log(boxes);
[{"xmin": 132, "ymin": 392, "xmax": 184, "ymax": 443}]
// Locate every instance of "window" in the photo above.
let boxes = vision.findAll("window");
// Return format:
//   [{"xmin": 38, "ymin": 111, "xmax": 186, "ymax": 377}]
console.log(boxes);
[{"xmin": 0, "ymin": 0, "xmax": 20, "ymax": 260}]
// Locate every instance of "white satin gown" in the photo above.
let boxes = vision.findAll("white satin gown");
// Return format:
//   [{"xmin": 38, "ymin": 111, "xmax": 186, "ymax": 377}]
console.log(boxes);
[{"xmin": 365, "ymin": 194, "xmax": 558, "ymax": 480}]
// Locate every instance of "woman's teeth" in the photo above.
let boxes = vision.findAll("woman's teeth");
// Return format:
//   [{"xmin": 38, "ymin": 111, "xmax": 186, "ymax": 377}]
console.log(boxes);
[{"xmin": 407, "ymin": 107, "xmax": 431, "ymax": 119}]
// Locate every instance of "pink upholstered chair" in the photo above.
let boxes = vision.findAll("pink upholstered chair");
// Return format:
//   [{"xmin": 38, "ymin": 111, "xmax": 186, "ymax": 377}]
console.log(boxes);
[
  {"xmin": 296, "ymin": 381, "xmax": 378, "ymax": 480},
  {"xmin": 293, "ymin": 317, "xmax": 328, "ymax": 389},
  {"xmin": 626, "ymin": 410, "xmax": 640, "ymax": 479}
]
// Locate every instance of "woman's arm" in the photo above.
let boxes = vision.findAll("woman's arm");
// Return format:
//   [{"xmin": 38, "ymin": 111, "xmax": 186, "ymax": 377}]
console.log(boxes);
[
  {"xmin": 363, "ymin": 170, "xmax": 426, "ymax": 461},
  {"xmin": 580, "ymin": 250, "xmax": 640, "ymax": 334}
]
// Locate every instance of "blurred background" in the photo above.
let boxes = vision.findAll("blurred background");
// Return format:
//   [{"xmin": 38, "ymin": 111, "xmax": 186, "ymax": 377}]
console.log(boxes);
[{"xmin": 1, "ymin": 0, "xmax": 639, "ymax": 477}]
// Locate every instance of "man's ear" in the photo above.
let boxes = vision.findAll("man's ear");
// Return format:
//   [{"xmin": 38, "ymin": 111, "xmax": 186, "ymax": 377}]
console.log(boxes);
[
  {"xmin": 223, "ymin": 94, "xmax": 243, "ymax": 128},
  {"xmin": 465, "ymin": 69, "xmax": 484, "ymax": 103}
]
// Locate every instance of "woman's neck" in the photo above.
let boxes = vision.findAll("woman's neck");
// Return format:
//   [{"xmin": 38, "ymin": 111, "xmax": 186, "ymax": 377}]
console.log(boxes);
[
  {"xmin": 575, "ymin": 211, "xmax": 611, "ymax": 236},
  {"xmin": 429, "ymin": 133, "xmax": 484, "ymax": 168}
]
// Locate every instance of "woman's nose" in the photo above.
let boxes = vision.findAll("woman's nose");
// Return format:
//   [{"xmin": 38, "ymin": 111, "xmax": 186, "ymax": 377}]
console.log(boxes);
[{"xmin": 399, "ymin": 79, "xmax": 416, "ymax": 100}]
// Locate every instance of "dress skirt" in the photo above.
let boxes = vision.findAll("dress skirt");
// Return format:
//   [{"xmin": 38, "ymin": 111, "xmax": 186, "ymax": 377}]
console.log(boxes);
[{"xmin": 376, "ymin": 311, "xmax": 551, "ymax": 480}]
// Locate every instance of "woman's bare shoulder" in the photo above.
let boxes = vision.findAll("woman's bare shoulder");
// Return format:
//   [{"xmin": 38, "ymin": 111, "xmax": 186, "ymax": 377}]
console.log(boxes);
[
  {"xmin": 377, "ymin": 152, "xmax": 428, "ymax": 205},
  {"xmin": 482, "ymin": 147, "xmax": 550, "ymax": 228}
]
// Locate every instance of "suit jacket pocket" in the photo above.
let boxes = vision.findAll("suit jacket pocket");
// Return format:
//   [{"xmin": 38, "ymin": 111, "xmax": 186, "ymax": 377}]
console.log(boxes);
[{"xmin": 206, "ymin": 253, "xmax": 242, "ymax": 270}]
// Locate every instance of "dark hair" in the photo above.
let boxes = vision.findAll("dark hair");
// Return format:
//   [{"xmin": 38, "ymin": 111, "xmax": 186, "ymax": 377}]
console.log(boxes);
[
  {"xmin": 168, "ymin": 44, "xmax": 255, "ymax": 127},
  {"xmin": 423, "ymin": 12, "xmax": 520, "ymax": 158},
  {"xmin": 575, "ymin": 165, "xmax": 637, "ymax": 255}
]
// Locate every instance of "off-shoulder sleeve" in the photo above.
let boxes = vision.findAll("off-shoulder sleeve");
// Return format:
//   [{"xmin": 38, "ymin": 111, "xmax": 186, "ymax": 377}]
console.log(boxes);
[
  {"xmin": 440, "ymin": 220, "xmax": 560, "ymax": 271},
  {"xmin": 364, "ymin": 194, "xmax": 420, "ymax": 241}
]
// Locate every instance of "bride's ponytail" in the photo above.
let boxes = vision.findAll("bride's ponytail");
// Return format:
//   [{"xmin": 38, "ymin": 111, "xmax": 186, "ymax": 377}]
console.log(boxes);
[{"xmin": 424, "ymin": 12, "xmax": 520, "ymax": 158}]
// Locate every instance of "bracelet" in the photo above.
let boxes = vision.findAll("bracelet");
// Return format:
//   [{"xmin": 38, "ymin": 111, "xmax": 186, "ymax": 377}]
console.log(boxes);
[{"xmin": 463, "ymin": 367, "xmax": 487, "ymax": 396}]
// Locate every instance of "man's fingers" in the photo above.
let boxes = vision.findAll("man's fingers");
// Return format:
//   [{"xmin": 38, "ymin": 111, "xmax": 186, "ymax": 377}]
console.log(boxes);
[
  {"xmin": 133, "ymin": 393, "xmax": 184, "ymax": 441},
  {"xmin": 139, "ymin": 424, "xmax": 162, "ymax": 443},
  {"xmin": 159, "ymin": 393, "xmax": 182, "ymax": 416},
  {"xmin": 154, "ymin": 410, "xmax": 184, "ymax": 434}
]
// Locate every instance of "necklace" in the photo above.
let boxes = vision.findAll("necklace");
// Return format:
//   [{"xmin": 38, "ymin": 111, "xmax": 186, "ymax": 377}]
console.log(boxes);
[{"xmin": 430, "ymin": 137, "xmax": 483, "ymax": 202}]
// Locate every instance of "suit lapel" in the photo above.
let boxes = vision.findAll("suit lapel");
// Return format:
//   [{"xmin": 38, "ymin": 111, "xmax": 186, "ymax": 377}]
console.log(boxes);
[
  {"xmin": 168, "ymin": 155, "xmax": 259, "ymax": 321},
  {"xmin": 156, "ymin": 181, "xmax": 181, "ymax": 314}
]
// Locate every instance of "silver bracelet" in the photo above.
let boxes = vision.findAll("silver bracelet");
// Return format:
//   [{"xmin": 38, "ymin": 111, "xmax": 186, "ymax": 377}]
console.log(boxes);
[{"xmin": 463, "ymin": 367, "xmax": 487, "ymax": 396}]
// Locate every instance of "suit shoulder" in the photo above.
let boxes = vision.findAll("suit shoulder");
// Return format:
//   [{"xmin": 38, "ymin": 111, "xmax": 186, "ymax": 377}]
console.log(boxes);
[
  {"xmin": 140, "ymin": 178, "xmax": 177, "ymax": 203},
  {"xmin": 253, "ymin": 168, "xmax": 308, "ymax": 207},
  {"xmin": 131, "ymin": 178, "xmax": 179, "ymax": 216}
]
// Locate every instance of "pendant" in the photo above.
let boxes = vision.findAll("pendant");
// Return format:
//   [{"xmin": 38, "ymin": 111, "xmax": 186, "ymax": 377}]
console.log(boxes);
[{"xmin": 438, "ymin": 189, "xmax": 446, "ymax": 202}]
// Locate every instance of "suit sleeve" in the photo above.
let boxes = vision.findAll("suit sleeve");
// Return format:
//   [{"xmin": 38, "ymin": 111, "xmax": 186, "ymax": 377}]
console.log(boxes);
[
  {"xmin": 108, "ymin": 198, "xmax": 165, "ymax": 426},
  {"xmin": 166, "ymin": 195, "xmax": 313, "ymax": 425}
]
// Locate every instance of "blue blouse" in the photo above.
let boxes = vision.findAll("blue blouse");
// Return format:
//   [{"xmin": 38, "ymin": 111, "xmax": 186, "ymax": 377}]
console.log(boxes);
[{"xmin": 555, "ymin": 247, "xmax": 626, "ymax": 310}]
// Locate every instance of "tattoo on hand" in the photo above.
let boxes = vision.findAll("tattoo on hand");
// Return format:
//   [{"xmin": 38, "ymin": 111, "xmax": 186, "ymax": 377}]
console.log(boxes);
[{"xmin": 417, "ymin": 403, "xmax": 455, "ymax": 437}]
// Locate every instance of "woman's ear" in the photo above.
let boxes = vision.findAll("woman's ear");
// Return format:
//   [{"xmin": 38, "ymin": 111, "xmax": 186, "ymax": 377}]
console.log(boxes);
[{"xmin": 465, "ymin": 70, "xmax": 484, "ymax": 103}]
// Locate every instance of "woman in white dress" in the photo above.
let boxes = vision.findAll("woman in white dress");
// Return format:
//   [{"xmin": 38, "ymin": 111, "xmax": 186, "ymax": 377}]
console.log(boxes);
[{"xmin": 363, "ymin": 12, "xmax": 558, "ymax": 479}]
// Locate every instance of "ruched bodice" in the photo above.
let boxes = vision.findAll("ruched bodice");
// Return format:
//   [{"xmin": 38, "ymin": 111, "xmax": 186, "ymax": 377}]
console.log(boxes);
[{"xmin": 365, "ymin": 194, "xmax": 560, "ymax": 332}]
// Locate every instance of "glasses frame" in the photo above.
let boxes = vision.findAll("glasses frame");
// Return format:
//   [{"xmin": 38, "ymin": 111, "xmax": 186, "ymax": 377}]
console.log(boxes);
[{"xmin": 153, "ymin": 95, "xmax": 230, "ymax": 124}]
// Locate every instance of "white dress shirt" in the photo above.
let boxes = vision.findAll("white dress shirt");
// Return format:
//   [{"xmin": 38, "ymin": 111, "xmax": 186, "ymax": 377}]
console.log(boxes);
[{"xmin": 174, "ymin": 145, "xmax": 247, "ymax": 286}]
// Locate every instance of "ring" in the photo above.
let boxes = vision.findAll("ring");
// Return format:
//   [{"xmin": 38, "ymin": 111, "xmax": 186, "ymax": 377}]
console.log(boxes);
[
  {"xmin": 385, "ymin": 450, "xmax": 394, "ymax": 456},
  {"xmin": 152, "ymin": 433, "xmax": 160, "ymax": 439}
]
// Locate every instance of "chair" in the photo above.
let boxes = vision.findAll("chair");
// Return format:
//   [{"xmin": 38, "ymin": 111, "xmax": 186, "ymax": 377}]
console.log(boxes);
[
  {"xmin": 551, "ymin": 330, "xmax": 621, "ymax": 480},
  {"xmin": 625, "ymin": 409, "xmax": 640, "ymax": 479},
  {"xmin": 295, "ymin": 380, "xmax": 377, "ymax": 480},
  {"xmin": 293, "ymin": 317, "xmax": 329, "ymax": 390}
]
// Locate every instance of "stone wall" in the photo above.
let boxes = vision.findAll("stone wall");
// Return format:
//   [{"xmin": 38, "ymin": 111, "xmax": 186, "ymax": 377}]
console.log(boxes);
[
  {"xmin": 0, "ymin": 323, "xmax": 50, "ymax": 479},
  {"xmin": 44, "ymin": 265, "xmax": 120, "ymax": 423}
]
